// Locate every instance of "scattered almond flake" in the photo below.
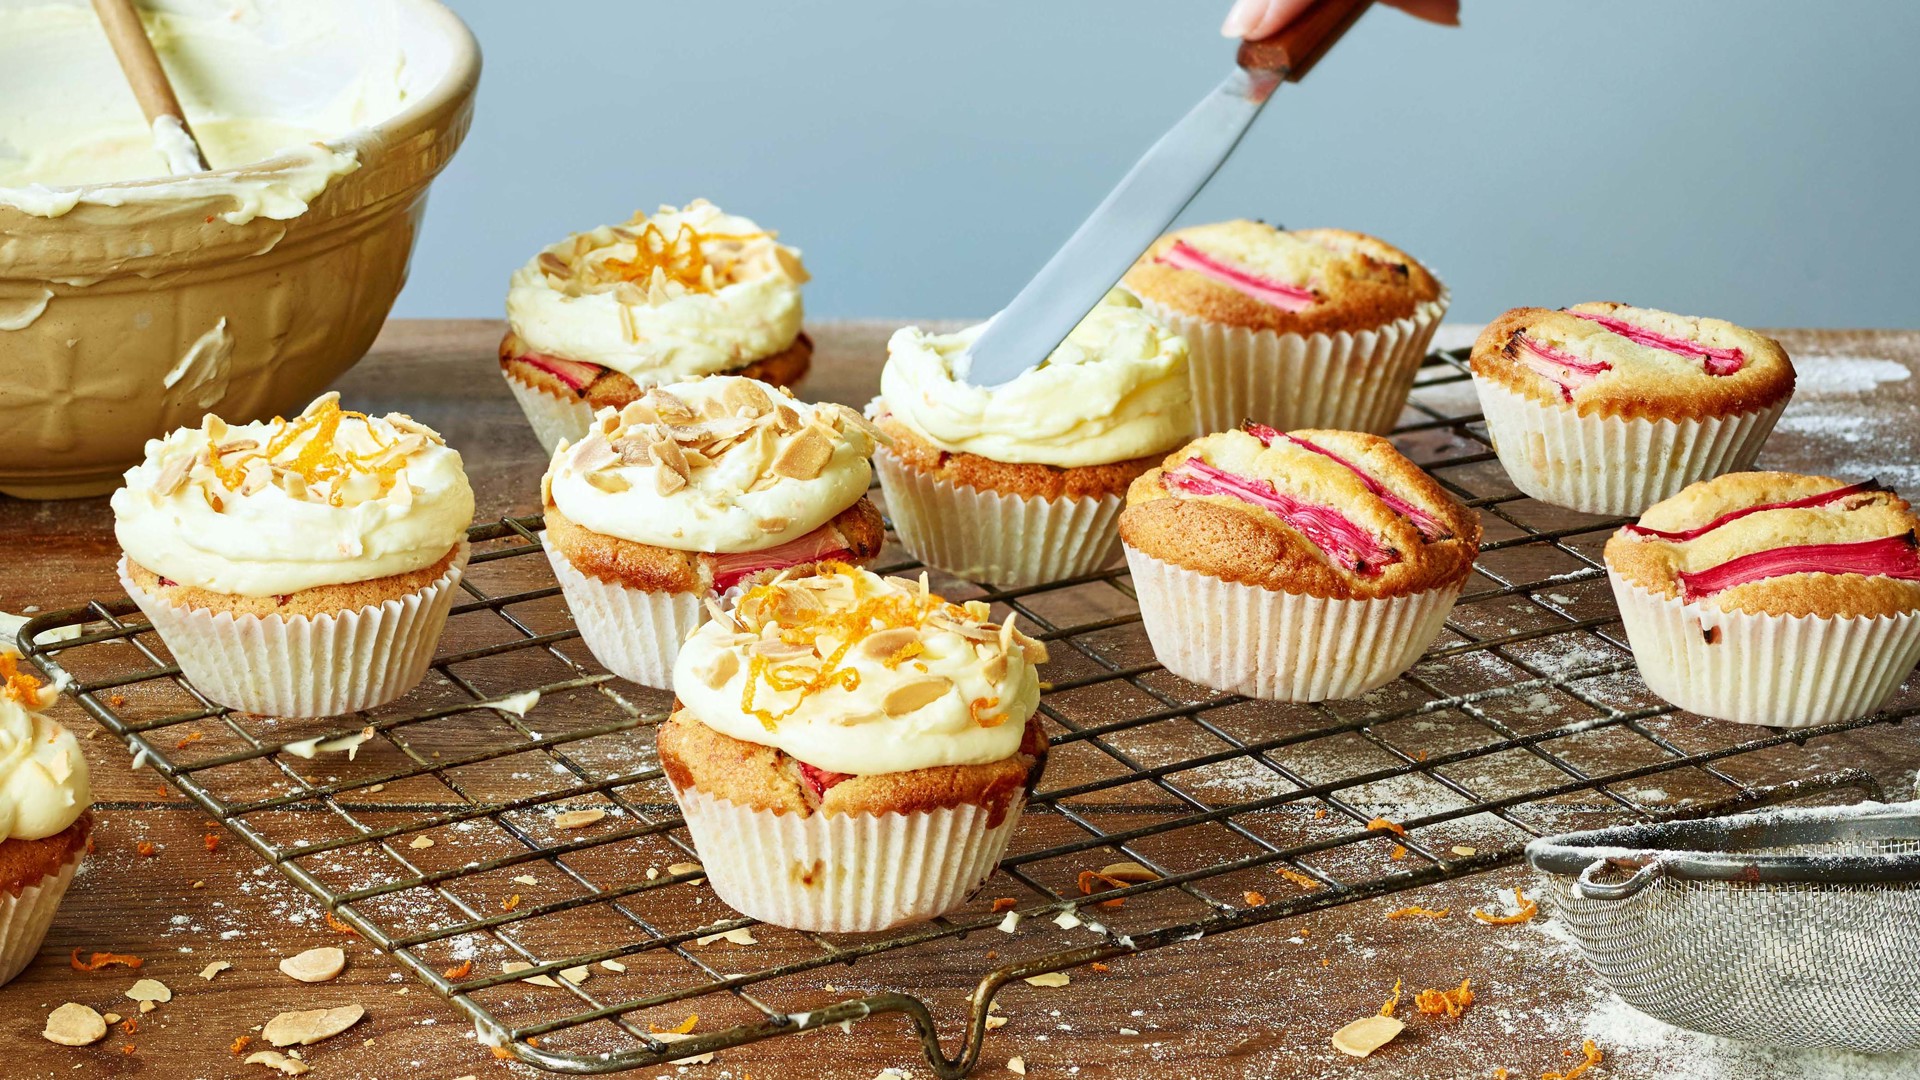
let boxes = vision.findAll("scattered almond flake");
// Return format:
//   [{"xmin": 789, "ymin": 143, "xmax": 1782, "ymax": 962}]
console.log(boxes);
[
  {"xmin": 1098, "ymin": 861, "xmax": 1158, "ymax": 883},
  {"xmin": 139, "ymin": 1000, "xmax": 156, "ymax": 1014},
  {"xmin": 43, "ymin": 1003, "xmax": 107, "ymax": 1046},
  {"xmin": 1451, "ymin": 845, "xmax": 1478, "ymax": 857},
  {"xmin": 283, "ymin": 726, "xmax": 374, "ymax": 760},
  {"xmin": 1007, "ymin": 1055, "xmax": 1026, "ymax": 1075},
  {"xmin": 645, "ymin": 867, "xmax": 660, "ymax": 881},
  {"xmin": 263, "ymin": 1005, "xmax": 365, "ymax": 1047},
  {"xmin": 1022, "ymin": 972, "xmax": 1069, "ymax": 988},
  {"xmin": 244, "ymin": 1050, "xmax": 311, "ymax": 1075},
  {"xmin": 1119, "ymin": 1027, "xmax": 1140, "ymax": 1036},
  {"xmin": 102, "ymin": 1012, "xmax": 122, "ymax": 1025},
  {"xmin": 1052, "ymin": 911, "xmax": 1081, "ymax": 930},
  {"xmin": 601, "ymin": 959, "xmax": 626, "ymax": 973},
  {"xmin": 985, "ymin": 1015, "xmax": 1010, "ymax": 1031},
  {"xmin": 490, "ymin": 689, "xmax": 541, "ymax": 716},
  {"xmin": 560, "ymin": 965, "xmax": 592, "ymax": 984},
  {"xmin": 126, "ymin": 977, "xmax": 172, "ymax": 1003},
  {"xmin": 503, "ymin": 961, "xmax": 562, "ymax": 989},
  {"xmin": 872, "ymin": 1071, "xmax": 911, "ymax": 1080},
  {"xmin": 552, "ymin": 808, "xmax": 608, "ymax": 830},
  {"xmin": 512, "ymin": 874, "xmax": 538, "ymax": 886},
  {"xmin": 1387, "ymin": 905, "xmax": 1450, "ymax": 920},
  {"xmin": 695, "ymin": 927, "xmax": 759, "ymax": 947},
  {"xmin": 1367, "ymin": 816, "xmax": 1407, "ymax": 836},
  {"xmin": 997, "ymin": 912, "xmax": 1021, "ymax": 933},
  {"xmin": 191, "ymin": 879, "xmax": 205, "ymax": 889},
  {"xmin": 1331, "ymin": 1014, "xmax": 1404, "ymax": 1058},
  {"xmin": 651, "ymin": 1030, "xmax": 714, "ymax": 1065},
  {"xmin": 1472, "ymin": 887, "xmax": 1539, "ymax": 925},
  {"xmin": 1542, "ymin": 1039, "xmax": 1603, "ymax": 1080},
  {"xmin": 407, "ymin": 836, "xmax": 434, "ymax": 850},
  {"xmin": 365, "ymin": 784, "xmax": 385, "ymax": 794},
  {"xmin": 668, "ymin": 861, "xmax": 705, "ymax": 881},
  {"xmin": 278, "ymin": 947, "xmax": 346, "ymax": 984},
  {"xmin": 1414, "ymin": 978, "xmax": 1475, "ymax": 1019}
]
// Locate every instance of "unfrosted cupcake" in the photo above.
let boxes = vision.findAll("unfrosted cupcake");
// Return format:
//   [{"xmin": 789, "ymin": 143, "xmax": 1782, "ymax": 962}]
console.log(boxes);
[
  {"xmin": 502, "ymin": 199, "xmax": 812, "ymax": 454},
  {"xmin": 1120, "ymin": 424, "xmax": 1480, "ymax": 701},
  {"xmin": 869, "ymin": 290, "xmax": 1191, "ymax": 587},
  {"xmin": 1471, "ymin": 302, "xmax": 1794, "ymax": 516},
  {"xmin": 1605, "ymin": 471, "xmax": 1920, "ymax": 727},
  {"xmin": 0, "ymin": 652, "xmax": 91, "ymax": 987},
  {"xmin": 1122, "ymin": 221, "xmax": 1447, "ymax": 435},
  {"xmin": 112, "ymin": 393, "xmax": 475, "ymax": 716},
  {"xmin": 659, "ymin": 563, "xmax": 1048, "ymax": 931},
  {"xmin": 542, "ymin": 376, "xmax": 886, "ymax": 689}
]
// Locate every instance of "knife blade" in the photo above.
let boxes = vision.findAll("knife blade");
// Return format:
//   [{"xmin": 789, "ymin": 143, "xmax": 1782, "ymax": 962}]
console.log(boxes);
[{"xmin": 960, "ymin": 0, "xmax": 1374, "ymax": 389}]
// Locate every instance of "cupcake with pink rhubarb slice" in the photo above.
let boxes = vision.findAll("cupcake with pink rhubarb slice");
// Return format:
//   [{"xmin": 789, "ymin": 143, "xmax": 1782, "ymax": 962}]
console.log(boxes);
[
  {"xmin": 1119, "ymin": 424, "xmax": 1480, "ymax": 701},
  {"xmin": 1605, "ymin": 471, "xmax": 1920, "ymax": 727},
  {"xmin": 502, "ymin": 200, "xmax": 811, "ymax": 455},
  {"xmin": 540, "ymin": 376, "xmax": 885, "ymax": 690},
  {"xmin": 1122, "ymin": 221, "xmax": 1447, "ymax": 435},
  {"xmin": 1470, "ymin": 302, "xmax": 1794, "ymax": 516}
]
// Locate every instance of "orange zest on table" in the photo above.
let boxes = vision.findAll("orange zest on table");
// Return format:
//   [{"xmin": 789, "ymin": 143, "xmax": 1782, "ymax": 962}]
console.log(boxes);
[
  {"xmin": 991, "ymin": 897, "xmax": 1018, "ymax": 913},
  {"xmin": 1472, "ymin": 888, "xmax": 1539, "ymax": 925},
  {"xmin": 1386, "ymin": 905, "xmax": 1449, "ymax": 920},
  {"xmin": 1277, "ymin": 868, "xmax": 1323, "ymax": 890},
  {"xmin": 1391, "ymin": 844, "xmax": 1408, "ymax": 860},
  {"xmin": 1378, "ymin": 977, "xmax": 1403, "ymax": 1017},
  {"xmin": 324, "ymin": 910, "xmax": 359, "ymax": 935},
  {"xmin": 204, "ymin": 833, "xmax": 219, "ymax": 852},
  {"xmin": 1090, "ymin": 962, "xmax": 1111, "ymax": 973},
  {"xmin": 1367, "ymin": 817, "xmax": 1407, "ymax": 836},
  {"xmin": 443, "ymin": 959, "xmax": 474, "ymax": 980},
  {"xmin": 71, "ymin": 949, "xmax": 142, "ymax": 971},
  {"xmin": 1075, "ymin": 869, "xmax": 1129, "ymax": 908},
  {"xmin": 502, "ymin": 893, "xmax": 521, "ymax": 912},
  {"xmin": 175, "ymin": 731, "xmax": 204, "ymax": 749},
  {"xmin": 230, "ymin": 1035, "xmax": 252, "ymax": 1055},
  {"xmin": 135, "ymin": 841, "xmax": 157, "ymax": 858},
  {"xmin": 1243, "ymin": 890, "xmax": 1266, "ymax": 906},
  {"xmin": 1414, "ymin": 978, "xmax": 1474, "ymax": 1019},
  {"xmin": 1541, "ymin": 1040, "xmax": 1602, "ymax": 1080},
  {"xmin": 650, "ymin": 1014, "xmax": 699, "ymax": 1035}
]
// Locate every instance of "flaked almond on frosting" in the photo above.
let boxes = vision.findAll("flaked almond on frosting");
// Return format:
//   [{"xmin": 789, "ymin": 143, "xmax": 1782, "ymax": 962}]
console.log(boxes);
[
  {"xmin": 542, "ymin": 376, "xmax": 879, "ymax": 556},
  {"xmin": 670, "ymin": 564, "xmax": 1047, "ymax": 776},
  {"xmin": 110, "ymin": 393, "xmax": 474, "ymax": 597},
  {"xmin": 0, "ymin": 652, "xmax": 91, "ymax": 842},
  {"xmin": 505, "ymin": 200, "xmax": 808, "ymax": 383}
]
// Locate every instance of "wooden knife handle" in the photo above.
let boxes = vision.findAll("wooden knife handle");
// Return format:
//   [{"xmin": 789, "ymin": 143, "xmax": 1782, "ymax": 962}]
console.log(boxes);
[{"xmin": 1237, "ymin": 0, "xmax": 1375, "ymax": 80}]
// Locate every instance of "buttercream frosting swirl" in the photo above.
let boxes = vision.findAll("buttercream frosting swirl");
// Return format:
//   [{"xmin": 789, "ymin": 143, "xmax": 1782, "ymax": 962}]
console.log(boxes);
[
  {"xmin": 505, "ymin": 200, "xmax": 808, "ymax": 383},
  {"xmin": 0, "ymin": 653, "xmax": 90, "ymax": 842},
  {"xmin": 672, "ymin": 565, "xmax": 1046, "ymax": 775},
  {"xmin": 112, "ymin": 393, "xmax": 474, "ymax": 596},
  {"xmin": 877, "ymin": 290, "xmax": 1192, "ymax": 468},
  {"xmin": 543, "ymin": 377, "xmax": 877, "ymax": 554}
]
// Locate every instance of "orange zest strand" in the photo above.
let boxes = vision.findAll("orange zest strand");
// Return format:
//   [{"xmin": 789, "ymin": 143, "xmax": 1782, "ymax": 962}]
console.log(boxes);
[
  {"xmin": 1378, "ymin": 977, "xmax": 1403, "ymax": 1017},
  {"xmin": 1367, "ymin": 817, "xmax": 1407, "ymax": 836},
  {"xmin": 502, "ymin": 894, "xmax": 521, "ymax": 912},
  {"xmin": 71, "ymin": 949, "xmax": 142, "ymax": 972},
  {"xmin": 134, "ymin": 841, "xmax": 157, "ymax": 858},
  {"xmin": 1542, "ymin": 1040, "xmax": 1603, "ymax": 1080},
  {"xmin": 443, "ymin": 959, "xmax": 474, "ymax": 980},
  {"xmin": 1243, "ymin": 890, "xmax": 1267, "ymax": 906},
  {"xmin": 324, "ymin": 911, "xmax": 359, "ymax": 936},
  {"xmin": 1277, "ymin": 868, "xmax": 1323, "ymax": 890},
  {"xmin": 119, "ymin": 1018, "xmax": 138, "ymax": 1036},
  {"xmin": 1090, "ymin": 962, "xmax": 1111, "ymax": 973},
  {"xmin": 1414, "ymin": 978, "xmax": 1475, "ymax": 1019},
  {"xmin": 248, "ymin": 397, "xmax": 410, "ymax": 506},
  {"xmin": 991, "ymin": 897, "xmax": 1018, "ymax": 913},
  {"xmin": 1391, "ymin": 844, "xmax": 1408, "ymax": 860},
  {"xmin": 230, "ymin": 1035, "xmax": 252, "ymax": 1055},
  {"xmin": 1075, "ymin": 869, "xmax": 1129, "ymax": 908},
  {"xmin": 0, "ymin": 653, "xmax": 44, "ymax": 707},
  {"xmin": 649, "ymin": 1013, "xmax": 699, "ymax": 1036},
  {"xmin": 1387, "ymin": 905, "xmax": 1449, "ymax": 920},
  {"xmin": 600, "ymin": 221, "xmax": 766, "ymax": 293},
  {"xmin": 175, "ymin": 732, "xmax": 204, "ymax": 749},
  {"xmin": 970, "ymin": 696, "xmax": 1007, "ymax": 727},
  {"xmin": 204, "ymin": 834, "xmax": 219, "ymax": 852},
  {"xmin": 1472, "ymin": 888, "xmax": 1539, "ymax": 926}
]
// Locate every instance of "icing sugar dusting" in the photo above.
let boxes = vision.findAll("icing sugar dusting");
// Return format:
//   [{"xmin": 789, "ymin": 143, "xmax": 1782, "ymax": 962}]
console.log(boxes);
[{"xmin": 1791, "ymin": 354, "xmax": 1911, "ymax": 395}]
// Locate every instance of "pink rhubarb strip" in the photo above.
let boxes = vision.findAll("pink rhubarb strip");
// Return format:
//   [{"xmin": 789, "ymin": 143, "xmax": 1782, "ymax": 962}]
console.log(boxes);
[
  {"xmin": 1164, "ymin": 457, "xmax": 1398, "ymax": 573},
  {"xmin": 710, "ymin": 524, "xmax": 852, "ymax": 593},
  {"xmin": 797, "ymin": 761, "xmax": 854, "ymax": 796},
  {"xmin": 1674, "ymin": 533, "xmax": 1920, "ymax": 601},
  {"xmin": 517, "ymin": 353, "xmax": 603, "ymax": 393},
  {"xmin": 1570, "ymin": 311, "xmax": 1744, "ymax": 376},
  {"xmin": 1626, "ymin": 480, "xmax": 1886, "ymax": 542},
  {"xmin": 1155, "ymin": 240, "xmax": 1317, "ymax": 313},
  {"xmin": 1244, "ymin": 423, "xmax": 1451, "ymax": 541},
  {"xmin": 1515, "ymin": 335, "xmax": 1611, "ymax": 402}
]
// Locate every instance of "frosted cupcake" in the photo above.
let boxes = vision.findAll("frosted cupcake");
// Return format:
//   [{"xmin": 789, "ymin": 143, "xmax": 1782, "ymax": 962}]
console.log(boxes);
[
  {"xmin": 869, "ymin": 290, "xmax": 1191, "ymax": 587},
  {"xmin": 1121, "ymin": 424, "xmax": 1480, "ymax": 701},
  {"xmin": 1122, "ymin": 221, "xmax": 1446, "ymax": 435},
  {"xmin": 659, "ymin": 564, "xmax": 1048, "ymax": 931},
  {"xmin": 502, "ymin": 199, "xmax": 812, "ymax": 455},
  {"xmin": 1471, "ymin": 302, "xmax": 1794, "ymax": 516},
  {"xmin": 1605, "ymin": 472, "xmax": 1920, "ymax": 727},
  {"xmin": 542, "ymin": 376, "xmax": 886, "ymax": 689},
  {"xmin": 112, "ymin": 393, "xmax": 475, "ymax": 717},
  {"xmin": 0, "ymin": 653, "xmax": 90, "ymax": 987}
]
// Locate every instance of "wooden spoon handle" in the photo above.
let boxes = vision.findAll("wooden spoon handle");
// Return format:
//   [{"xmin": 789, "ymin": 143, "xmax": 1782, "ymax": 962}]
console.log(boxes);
[
  {"xmin": 1237, "ymin": 0, "xmax": 1375, "ymax": 81},
  {"xmin": 90, "ymin": 0, "xmax": 210, "ymax": 171}
]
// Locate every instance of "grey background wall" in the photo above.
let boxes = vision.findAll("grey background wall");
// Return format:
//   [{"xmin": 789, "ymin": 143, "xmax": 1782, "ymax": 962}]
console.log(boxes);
[{"xmin": 410, "ymin": 0, "xmax": 1920, "ymax": 328}]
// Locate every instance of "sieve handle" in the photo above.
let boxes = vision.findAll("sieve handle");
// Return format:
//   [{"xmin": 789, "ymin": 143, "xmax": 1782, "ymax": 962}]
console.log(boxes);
[{"xmin": 1574, "ymin": 857, "xmax": 1664, "ymax": 900}]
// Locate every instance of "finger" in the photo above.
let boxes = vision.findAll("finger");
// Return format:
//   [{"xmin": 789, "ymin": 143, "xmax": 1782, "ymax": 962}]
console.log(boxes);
[
  {"xmin": 1382, "ymin": 0, "xmax": 1461, "ymax": 26},
  {"xmin": 1222, "ymin": 0, "xmax": 1316, "ymax": 40}
]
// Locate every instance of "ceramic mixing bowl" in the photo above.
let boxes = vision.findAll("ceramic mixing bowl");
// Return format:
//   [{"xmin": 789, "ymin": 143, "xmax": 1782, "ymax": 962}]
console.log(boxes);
[{"xmin": 0, "ymin": 0, "xmax": 480, "ymax": 498}]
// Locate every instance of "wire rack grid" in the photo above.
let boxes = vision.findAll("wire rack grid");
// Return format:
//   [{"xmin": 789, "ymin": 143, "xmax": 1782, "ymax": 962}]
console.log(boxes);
[{"xmin": 20, "ymin": 347, "xmax": 1918, "ymax": 1077}]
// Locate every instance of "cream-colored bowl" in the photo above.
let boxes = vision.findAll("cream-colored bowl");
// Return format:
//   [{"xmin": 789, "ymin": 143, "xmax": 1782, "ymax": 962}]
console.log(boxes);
[{"xmin": 0, "ymin": 0, "xmax": 480, "ymax": 498}]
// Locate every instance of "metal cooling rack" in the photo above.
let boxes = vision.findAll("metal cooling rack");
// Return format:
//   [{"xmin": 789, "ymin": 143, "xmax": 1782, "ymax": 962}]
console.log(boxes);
[{"xmin": 19, "ymin": 347, "xmax": 1918, "ymax": 1077}]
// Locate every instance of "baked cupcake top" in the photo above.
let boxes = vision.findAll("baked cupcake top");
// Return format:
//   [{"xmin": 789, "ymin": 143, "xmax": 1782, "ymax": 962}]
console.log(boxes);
[
  {"xmin": 1604, "ymin": 471, "xmax": 1920, "ymax": 618},
  {"xmin": 505, "ymin": 199, "xmax": 808, "ymax": 384},
  {"xmin": 876, "ymin": 290, "xmax": 1191, "ymax": 468},
  {"xmin": 112, "ymin": 394, "xmax": 474, "ymax": 597},
  {"xmin": 1120, "ymin": 425, "xmax": 1481, "ymax": 600},
  {"xmin": 542, "ymin": 376, "xmax": 878, "ymax": 554},
  {"xmin": 0, "ymin": 653, "xmax": 90, "ymax": 842},
  {"xmin": 1470, "ymin": 302, "xmax": 1794, "ymax": 421},
  {"xmin": 672, "ymin": 564, "xmax": 1046, "ymax": 775},
  {"xmin": 1121, "ymin": 221, "xmax": 1442, "ymax": 336}
]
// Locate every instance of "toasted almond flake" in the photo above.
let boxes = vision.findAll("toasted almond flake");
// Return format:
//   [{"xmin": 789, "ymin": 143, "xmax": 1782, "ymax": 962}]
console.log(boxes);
[
  {"xmin": 695, "ymin": 648, "xmax": 740, "ymax": 690},
  {"xmin": 668, "ymin": 861, "xmax": 705, "ymax": 881},
  {"xmin": 1053, "ymin": 911, "xmax": 1081, "ymax": 930},
  {"xmin": 244, "ymin": 1050, "xmax": 311, "ymax": 1075},
  {"xmin": 561, "ymin": 965, "xmax": 592, "ymax": 984},
  {"xmin": 263, "ymin": 1005, "xmax": 364, "ymax": 1047},
  {"xmin": 883, "ymin": 675, "xmax": 953, "ymax": 717},
  {"xmin": 998, "ymin": 911, "xmax": 1021, "ymax": 933},
  {"xmin": 695, "ymin": 927, "xmax": 759, "ymax": 947},
  {"xmin": 139, "ymin": 1000, "xmax": 156, "ymax": 1014},
  {"xmin": 408, "ymin": 836, "xmax": 434, "ymax": 850},
  {"xmin": 986, "ymin": 1014, "xmax": 1010, "ymax": 1030},
  {"xmin": 586, "ymin": 470, "xmax": 632, "ymax": 494},
  {"xmin": 1008, "ymin": 1056, "xmax": 1026, "ymax": 1075},
  {"xmin": 279, "ymin": 947, "xmax": 346, "ymax": 984},
  {"xmin": 1451, "ymin": 845, "xmax": 1478, "ymax": 857},
  {"xmin": 552, "ymin": 809, "xmax": 607, "ymax": 830},
  {"xmin": 1023, "ymin": 972, "xmax": 1069, "ymax": 988},
  {"xmin": 102, "ymin": 1012, "xmax": 122, "ymax": 1025},
  {"xmin": 1332, "ymin": 1014, "xmax": 1404, "ymax": 1058},
  {"xmin": 503, "ymin": 961, "xmax": 561, "ymax": 988},
  {"xmin": 601, "ymin": 959, "xmax": 626, "ymax": 973},
  {"xmin": 771, "ymin": 428, "xmax": 834, "ymax": 480},
  {"xmin": 44, "ymin": 1003, "xmax": 107, "ymax": 1046},
  {"xmin": 512, "ymin": 874, "xmax": 538, "ymax": 886},
  {"xmin": 1120, "ymin": 1027, "xmax": 1140, "ymax": 1035},
  {"xmin": 126, "ymin": 977, "xmax": 172, "ymax": 1003},
  {"xmin": 1098, "ymin": 861, "xmax": 1158, "ymax": 884}
]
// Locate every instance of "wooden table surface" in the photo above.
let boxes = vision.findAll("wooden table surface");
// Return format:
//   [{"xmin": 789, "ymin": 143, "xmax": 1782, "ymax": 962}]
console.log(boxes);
[{"xmin": 4, "ymin": 320, "xmax": 1919, "ymax": 1080}]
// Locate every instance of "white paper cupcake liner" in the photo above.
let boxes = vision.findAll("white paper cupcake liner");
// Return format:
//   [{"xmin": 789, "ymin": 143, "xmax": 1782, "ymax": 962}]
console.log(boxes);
[
  {"xmin": 874, "ymin": 450, "xmax": 1124, "ymax": 588},
  {"xmin": 1609, "ymin": 573, "xmax": 1920, "ymax": 728},
  {"xmin": 1125, "ymin": 546, "xmax": 1462, "ymax": 702},
  {"xmin": 1474, "ymin": 377, "xmax": 1787, "ymax": 517},
  {"xmin": 503, "ymin": 369, "xmax": 594, "ymax": 458},
  {"xmin": 119, "ymin": 541, "xmax": 469, "ymax": 717},
  {"xmin": 671, "ymin": 782, "xmax": 1024, "ymax": 932},
  {"xmin": 1142, "ymin": 293, "xmax": 1448, "ymax": 436},
  {"xmin": 545, "ymin": 543, "xmax": 704, "ymax": 691},
  {"xmin": 0, "ymin": 843, "xmax": 83, "ymax": 988}
]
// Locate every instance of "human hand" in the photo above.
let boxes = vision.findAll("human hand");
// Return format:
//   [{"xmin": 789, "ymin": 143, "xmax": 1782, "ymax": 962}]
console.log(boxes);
[{"xmin": 1221, "ymin": 0, "xmax": 1460, "ymax": 39}]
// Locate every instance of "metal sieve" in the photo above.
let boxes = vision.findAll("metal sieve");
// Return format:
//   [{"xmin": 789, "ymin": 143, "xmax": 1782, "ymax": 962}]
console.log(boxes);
[{"xmin": 1526, "ymin": 799, "xmax": 1920, "ymax": 1053}]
